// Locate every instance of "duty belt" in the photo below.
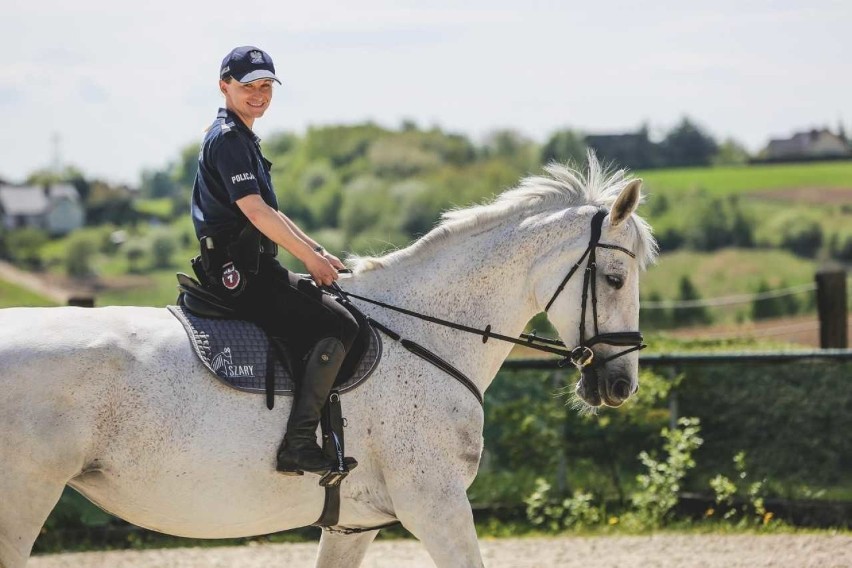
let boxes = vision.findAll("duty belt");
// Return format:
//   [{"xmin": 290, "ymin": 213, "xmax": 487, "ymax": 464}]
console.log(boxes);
[{"xmin": 202, "ymin": 233, "xmax": 278, "ymax": 256}]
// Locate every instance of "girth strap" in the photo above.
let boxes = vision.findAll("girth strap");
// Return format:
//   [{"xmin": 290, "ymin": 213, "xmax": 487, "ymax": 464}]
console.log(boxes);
[{"xmin": 313, "ymin": 391, "xmax": 344, "ymax": 527}]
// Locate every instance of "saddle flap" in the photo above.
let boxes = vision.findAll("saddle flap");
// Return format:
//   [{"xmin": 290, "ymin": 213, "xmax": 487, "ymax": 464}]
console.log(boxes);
[
  {"xmin": 167, "ymin": 305, "xmax": 382, "ymax": 397},
  {"xmin": 176, "ymin": 273, "xmax": 238, "ymax": 318}
]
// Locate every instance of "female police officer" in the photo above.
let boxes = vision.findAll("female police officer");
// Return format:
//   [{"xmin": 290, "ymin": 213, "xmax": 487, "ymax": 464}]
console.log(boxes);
[{"xmin": 190, "ymin": 46, "xmax": 358, "ymax": 476}]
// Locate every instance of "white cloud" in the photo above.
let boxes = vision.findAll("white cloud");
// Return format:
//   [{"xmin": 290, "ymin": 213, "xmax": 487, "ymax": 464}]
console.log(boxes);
[{"xmin": 1, "ymin": 0, "xmax": 850, "ymax": 182}]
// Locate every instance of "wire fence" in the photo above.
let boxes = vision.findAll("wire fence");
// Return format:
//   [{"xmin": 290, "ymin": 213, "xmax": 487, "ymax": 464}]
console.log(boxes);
[{"xmin": 642, "ymin": 282, "xmax": 818, "ymax": 309}]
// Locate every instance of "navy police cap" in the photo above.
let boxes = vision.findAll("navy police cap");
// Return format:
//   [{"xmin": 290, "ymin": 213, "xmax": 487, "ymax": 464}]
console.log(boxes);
[{"xmin": 220, "ymin": 46, "xmax": 281, "ymax": 84}]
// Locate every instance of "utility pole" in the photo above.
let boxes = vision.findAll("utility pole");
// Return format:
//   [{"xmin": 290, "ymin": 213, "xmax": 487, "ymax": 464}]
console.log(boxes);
[{"xmin": 51, "ymin": 132, "xmax": 62, "ymax": 175}]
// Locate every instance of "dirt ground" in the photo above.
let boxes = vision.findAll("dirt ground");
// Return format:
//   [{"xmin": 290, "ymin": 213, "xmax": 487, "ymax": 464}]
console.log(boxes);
[
  {"xmin": 750, "ymin": 187, "xmax": 852, "ymax": 205},
  {"xmin": 29, "ymin": 534, "xmax": 852, "ymax": 568}
]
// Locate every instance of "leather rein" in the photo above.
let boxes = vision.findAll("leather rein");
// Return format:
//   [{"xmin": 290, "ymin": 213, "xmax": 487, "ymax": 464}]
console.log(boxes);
[{"xmin": 331, "ymin": 209, "xmax": 645, "ymax": 401}]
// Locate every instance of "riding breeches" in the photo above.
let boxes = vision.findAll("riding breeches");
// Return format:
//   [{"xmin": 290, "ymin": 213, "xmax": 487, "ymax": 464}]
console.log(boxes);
[{"xmin": 203, "ymin": 254, "xmax": 359, "ymax": 360}]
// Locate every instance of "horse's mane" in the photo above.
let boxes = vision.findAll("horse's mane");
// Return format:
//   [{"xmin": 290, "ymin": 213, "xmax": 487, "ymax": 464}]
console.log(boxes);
[{"xmin": 348, "ymin": 153, "xmax": 658, "ymax": 273}]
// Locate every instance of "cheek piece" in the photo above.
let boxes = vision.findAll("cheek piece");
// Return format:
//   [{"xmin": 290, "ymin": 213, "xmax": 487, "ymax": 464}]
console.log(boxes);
[{"xmin": 544, "ymin": 210, "xmax": 645, "ymax": 369}]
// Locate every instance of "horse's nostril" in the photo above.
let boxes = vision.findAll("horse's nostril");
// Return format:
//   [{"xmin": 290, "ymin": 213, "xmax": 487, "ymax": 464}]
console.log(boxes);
[{"xmin": 612, "ymin": 379, "xmax": 631, "ymax": 400}]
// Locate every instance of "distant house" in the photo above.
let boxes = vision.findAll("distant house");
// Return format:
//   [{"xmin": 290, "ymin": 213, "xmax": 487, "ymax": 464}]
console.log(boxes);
[
  {"xmin": 0, "ymin": 183, "xmax": 85, "ymax": 235},
  {"xmin": 763, "ymin": 129, "xmax": 851, "ymax": 162},
  {"xmin": 584, "ymin": 130, "xmax": 659, "ymax": 170}
]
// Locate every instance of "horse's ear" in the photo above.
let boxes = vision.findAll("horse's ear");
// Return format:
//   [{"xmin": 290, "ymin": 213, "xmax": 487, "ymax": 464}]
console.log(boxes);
[{"xmin": 610, "ymin": 178, "xmax": 642, "ymax": 227}]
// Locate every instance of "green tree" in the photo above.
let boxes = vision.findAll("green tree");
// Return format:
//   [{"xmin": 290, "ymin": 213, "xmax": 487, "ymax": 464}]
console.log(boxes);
[
  {"xmin": 713, "ymin": 138, "xmax": 751, "ymax": 165},
  {"xmin": 640, "ymin": 291, "xmax": 670, "ymax": 329},
  {"xmin": 171, "ymin": 143, "xmax": 201, "ymax": 189},
  {"xmin": 482, "ymin": 129, "xmax": 539, "ymax": 170},
  {"xmin": 65, "ymin": 233, "xmax": 98, "ymax": 277},
  {"xmin": 659, "ymin": 117, "xmax": 718, "ymax": 167},
  {"xmin": 6, "ymin": 228, "xmax": 48, "ymax": 269},
  {"xmin": 339, "ymin": 176, "xmax": 395, "ymax": 239},
  {"xmin": 676, "ymin": 276, "xmax": 711, "ymax": 326},
  {"xmin": 124, "ymin": 241, "xmax": 148, "ymax": 273},
  {"xmin": 150, "ymin": 228, "xmax": 178, "ymax": 269},
  {"xmin": 367, "ymin": 137, "xmax": 441, "ymax": 178},
  {"xmin": 779, "ymin": 218, "xmax": 823, "ymax": 257},
  {"xmin": 541, "ymin": 129, "xmax": 587, "ymax": 166},
  {"xmin": 139, "ymin": 169, "xmax": 178, "ymax": 199},
  {"xmin": 751, "ymin": 279, "xmax": 799, "ymax": 320}
]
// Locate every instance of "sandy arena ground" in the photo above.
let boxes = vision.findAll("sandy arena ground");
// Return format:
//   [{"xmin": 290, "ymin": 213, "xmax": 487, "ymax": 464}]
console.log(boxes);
[{"xmin": 29, "ymin": 534, "xmax": 852, "ymax": 568}]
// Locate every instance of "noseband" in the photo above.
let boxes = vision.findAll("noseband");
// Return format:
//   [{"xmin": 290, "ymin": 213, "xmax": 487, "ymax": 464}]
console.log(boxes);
[{"xmin": 544, "ymin": 210, "xmax": 645, "ymax": 369}]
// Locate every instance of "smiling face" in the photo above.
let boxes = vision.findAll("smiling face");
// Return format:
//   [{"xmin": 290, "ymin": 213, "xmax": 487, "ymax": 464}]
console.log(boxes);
[{"xmin": 220, "ymin": 78, "xmax": 274, "ymax": 129}]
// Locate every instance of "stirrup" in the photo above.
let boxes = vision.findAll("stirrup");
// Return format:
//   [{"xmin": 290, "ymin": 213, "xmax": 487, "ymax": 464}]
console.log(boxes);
[{"xmin": 319, "ymin": 457, "xmax": 359, "ymax": 488}]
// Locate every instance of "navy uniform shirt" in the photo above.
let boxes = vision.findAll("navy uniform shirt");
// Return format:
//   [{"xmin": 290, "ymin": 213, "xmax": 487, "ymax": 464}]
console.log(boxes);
[{"xmin": 191, "ymin": 108, "xmax": 278, "ymax": 239}]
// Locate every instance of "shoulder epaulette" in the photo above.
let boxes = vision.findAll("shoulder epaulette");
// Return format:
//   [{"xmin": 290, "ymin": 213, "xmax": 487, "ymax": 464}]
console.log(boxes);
[{"xmin": 218, "ymin": 118, "xmax": 237, "ymax": 134}]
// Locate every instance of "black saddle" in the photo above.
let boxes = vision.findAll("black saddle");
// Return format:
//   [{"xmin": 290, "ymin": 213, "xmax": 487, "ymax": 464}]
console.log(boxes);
[
  {"xmin": 176, "ymin": 272, "xmax": 237, "ymax": 318},
  {"xmin": 173, "ymin": 272, "xmax": 381, "ymax": 396}
]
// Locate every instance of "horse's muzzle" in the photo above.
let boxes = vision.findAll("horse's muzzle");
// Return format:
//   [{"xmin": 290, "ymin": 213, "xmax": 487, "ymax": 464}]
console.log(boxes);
[{"xmin": 577, "ymin": 366, "xmax": 633, "ymax": 408}]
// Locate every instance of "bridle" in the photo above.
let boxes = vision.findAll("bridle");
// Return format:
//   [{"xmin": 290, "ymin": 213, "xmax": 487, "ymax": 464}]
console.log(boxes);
[
  {"xmin": 334, "ymin": 208, "xmax": 645, "ymax": 373},
  {"xmin": 544, "ymin": 209, "xmax": 646, "ymax": 369}
]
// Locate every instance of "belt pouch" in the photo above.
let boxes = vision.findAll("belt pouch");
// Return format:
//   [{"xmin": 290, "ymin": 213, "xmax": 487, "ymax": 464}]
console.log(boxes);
[
  {"xmin": 190, "ymin": 255, "xmax": 210, "ymax": 286},
  {"xmin": 227, "ymin": 224, "xmax": 262, "ymax": 275}
]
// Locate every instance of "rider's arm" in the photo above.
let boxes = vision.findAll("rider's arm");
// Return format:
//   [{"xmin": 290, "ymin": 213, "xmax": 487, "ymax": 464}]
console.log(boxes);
[
  {"xmin": 277, "ymin": 210, "xmax": 346, "ymax": 270},
  {"xmin": 237, "ymin": 195, "xmax": 314, "ymax": 262},
  {"xmin": 276, "ymin": 211, "xmax": 321, "ymax": 251},
  {"xmin": 236, "ymin": 195, "xmax": 338, "ymax": 285}
]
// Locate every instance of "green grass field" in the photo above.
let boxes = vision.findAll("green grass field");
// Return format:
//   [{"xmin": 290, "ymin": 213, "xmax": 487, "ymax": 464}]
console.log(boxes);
[
  {"xmin": 0, "ymin": 279, "xmax": 58, "ymax": 308},
  {"xmin": 642, "ymin": 248, "xmax": 816, "ymax": 299},
  {"xmin": 637, "ymin": 160, "xmax": 852, "ymax": 196}
]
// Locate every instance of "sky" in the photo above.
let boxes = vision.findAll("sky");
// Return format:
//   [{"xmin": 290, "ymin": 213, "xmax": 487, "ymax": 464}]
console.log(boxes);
[{"xmin": 2, "ymin": 0, "xmax": 850, "ymax": 185}]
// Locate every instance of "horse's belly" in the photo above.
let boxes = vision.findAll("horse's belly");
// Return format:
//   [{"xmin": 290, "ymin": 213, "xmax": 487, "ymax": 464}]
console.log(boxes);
[{"xmin": 69, "ymin": 453, "xmax": 326, "ymax": 538}]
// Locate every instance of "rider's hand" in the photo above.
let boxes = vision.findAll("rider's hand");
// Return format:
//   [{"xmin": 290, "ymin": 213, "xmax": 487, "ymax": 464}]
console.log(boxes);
[
  {"xmin": 323, "ymin": 252, "xmax": 346, "ymax": 271},
  {"xmin": 304, "ymin": 253, "xmax": 338, "ymax": 287}
]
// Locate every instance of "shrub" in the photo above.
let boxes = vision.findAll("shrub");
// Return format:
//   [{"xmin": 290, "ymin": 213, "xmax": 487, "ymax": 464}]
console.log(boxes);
[
  {"xmin": 779, "ymin": 219, "xmax": 823, "ymax": 257},
  {"xmin": 524, "ymin": 478, "xmax": 602, "ymax": 532},
  {"xmin": 751, "ymin": 279, "xmax": 801, "ymax": 320},
  {"xmin": 631, "ymin": 417, "xmax": 703, "ymax": 527},
  {"xmin": 65, "ymin": 233, "xmax": 99, "ymax": 277},
  {"xmin": 124, "ymin": 240, "xmax": 148, "ymax": 273},
  {"xmin": 150, "ymin": 229, "xmax": 178, "ymax": 269},
  {"xmin": 675, "ymin": 276, "xmax": 712, "ymax": 326},
  {"xmin": 709, "ymin": 451, "xmax": 771, "ymax": 526},
  {"xmin": 6, "ymin": 227, "xmax": 48, "ymax": 269}
]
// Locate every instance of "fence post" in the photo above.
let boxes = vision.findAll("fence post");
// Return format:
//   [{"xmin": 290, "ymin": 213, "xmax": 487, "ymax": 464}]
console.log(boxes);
[{"xmin": 815, "ymin": 268, "xmax": 847, "ymax": 349}]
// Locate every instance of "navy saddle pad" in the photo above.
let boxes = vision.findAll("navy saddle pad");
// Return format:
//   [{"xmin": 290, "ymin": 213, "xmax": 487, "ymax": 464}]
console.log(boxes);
[{"xmin": 167, "ymin": 305, "xmax": 382, "ymax": 396}]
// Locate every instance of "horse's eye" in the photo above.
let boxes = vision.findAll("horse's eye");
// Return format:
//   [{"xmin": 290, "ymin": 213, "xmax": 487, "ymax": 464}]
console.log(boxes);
[{"xmin": 606, "ymin": 275, "xmax": 624, "ymax": 289}]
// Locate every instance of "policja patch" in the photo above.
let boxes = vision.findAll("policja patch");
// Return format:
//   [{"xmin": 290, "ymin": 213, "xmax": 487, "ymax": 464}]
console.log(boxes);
[{"xmin": 221, "ymin": 261, "xmax": 243, "ymax": 291}]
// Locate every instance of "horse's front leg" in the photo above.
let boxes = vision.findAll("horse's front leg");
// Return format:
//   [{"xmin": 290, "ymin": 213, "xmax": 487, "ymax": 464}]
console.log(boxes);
[
  {"xmin": 315, "ymin": 528, "xmax": 379, "ymax": 568},
  {"xmin": 391, "ymin": 475, "xmax": 483, "ymax": 568},
  {"xmin": 384, "ymin": 410, "xmax": 485, "ymax": 568}
]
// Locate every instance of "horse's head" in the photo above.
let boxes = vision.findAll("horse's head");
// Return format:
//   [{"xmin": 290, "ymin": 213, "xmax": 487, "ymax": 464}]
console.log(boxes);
[{"xmin": 535, "ymin": 176, "xmax": 652, "ymax": 409}]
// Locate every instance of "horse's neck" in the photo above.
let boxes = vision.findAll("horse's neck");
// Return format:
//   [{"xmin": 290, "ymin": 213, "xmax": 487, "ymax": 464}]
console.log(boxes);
[{"xmin": 346, "ymin": 218, "xmax": 547, "ymax": 394}]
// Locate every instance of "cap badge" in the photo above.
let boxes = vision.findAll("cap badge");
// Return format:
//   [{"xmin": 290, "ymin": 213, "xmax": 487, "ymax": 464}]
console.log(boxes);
[{"xmin": 250, "ymin": 50, "xmax": 264, "ymax": 64}]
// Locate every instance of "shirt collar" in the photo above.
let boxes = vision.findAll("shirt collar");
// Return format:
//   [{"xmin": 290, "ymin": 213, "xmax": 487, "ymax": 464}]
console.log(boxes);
[{"xmin": 217, "ymin": 108, "xmax": 261, "ymax": 143}]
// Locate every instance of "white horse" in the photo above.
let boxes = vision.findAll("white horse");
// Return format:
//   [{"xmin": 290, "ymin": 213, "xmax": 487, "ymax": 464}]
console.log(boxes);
[{"xmin": 0, "ymin": 159, "xmax": 656, "ymax": 568}]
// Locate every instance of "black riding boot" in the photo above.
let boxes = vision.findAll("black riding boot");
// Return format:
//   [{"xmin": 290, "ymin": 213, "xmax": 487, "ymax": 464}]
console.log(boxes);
[{"xmin": 276, "ymin": 337, "xmax": 345, "ymax": 475}]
